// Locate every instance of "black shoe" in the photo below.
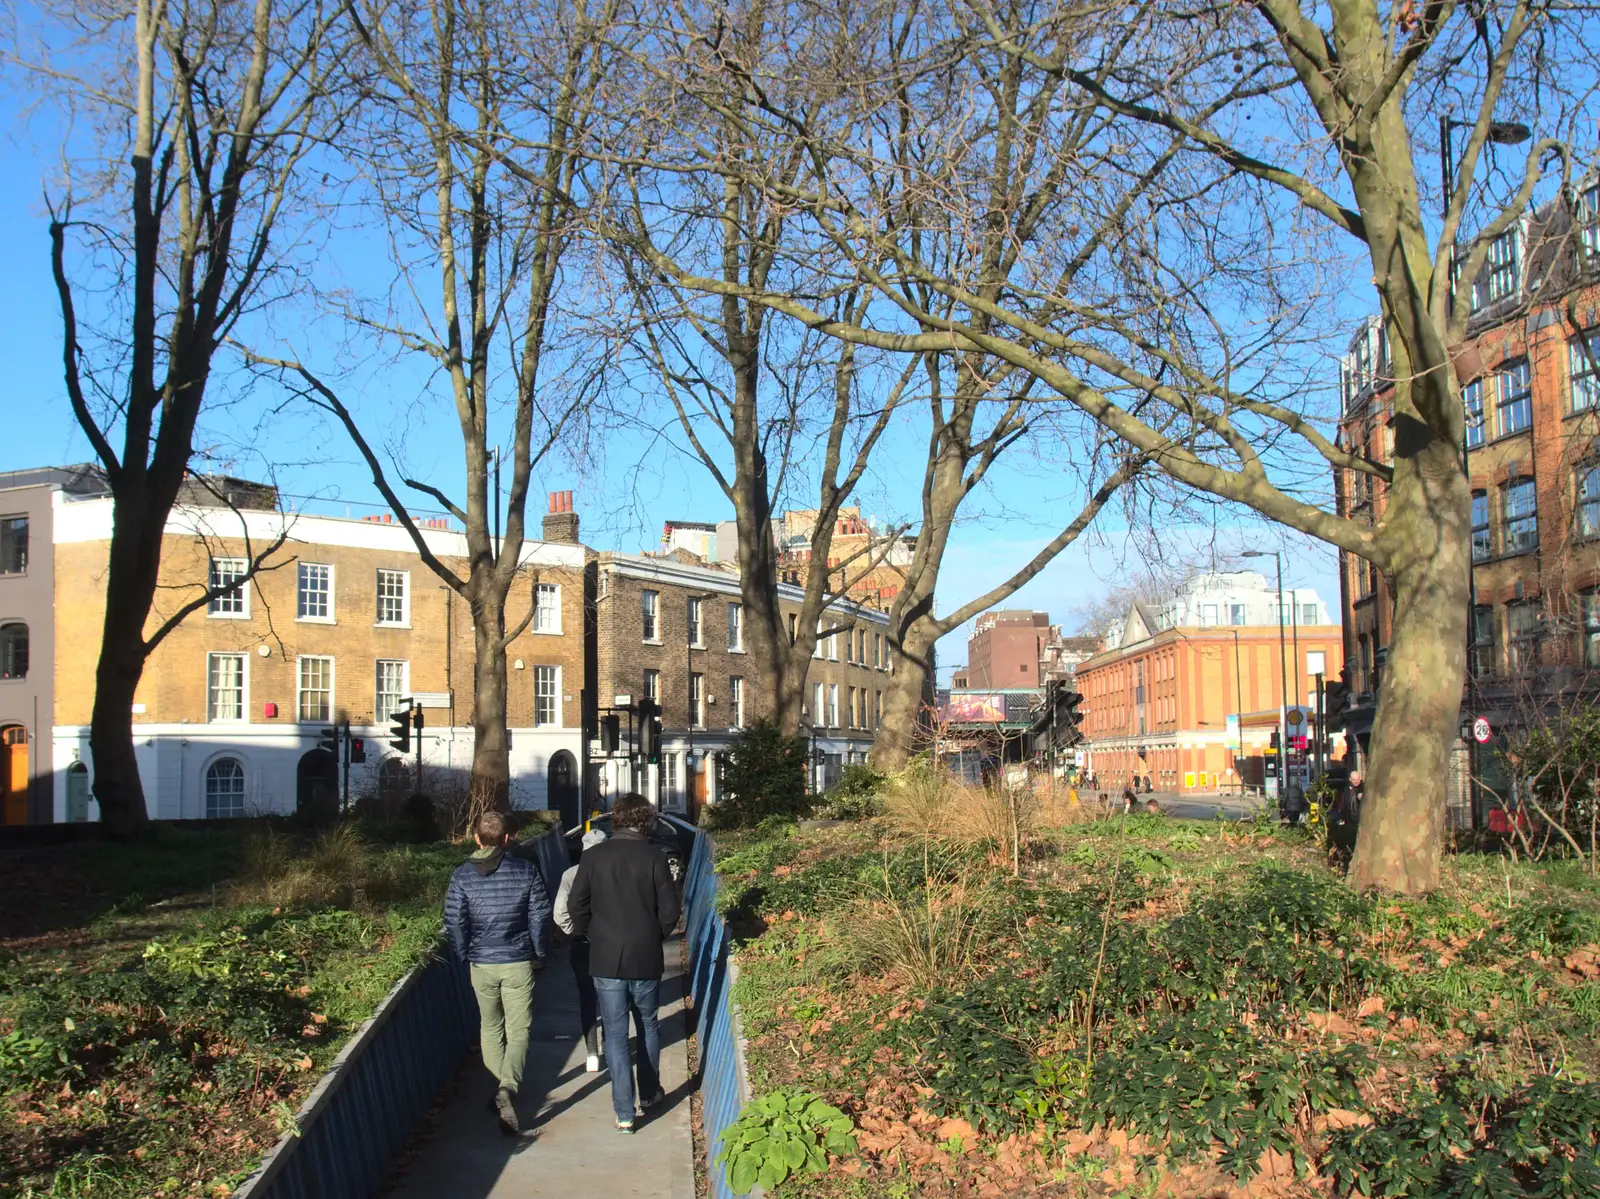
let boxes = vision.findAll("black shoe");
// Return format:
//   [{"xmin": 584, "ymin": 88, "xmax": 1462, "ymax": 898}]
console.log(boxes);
[
  {"xmin": 640, "ymin": 1089, "xmax": 666, "ymax": 1113},
  {"xmin": 494, "ymin": 1087, "xmax": 521, "ymax": 1136}
]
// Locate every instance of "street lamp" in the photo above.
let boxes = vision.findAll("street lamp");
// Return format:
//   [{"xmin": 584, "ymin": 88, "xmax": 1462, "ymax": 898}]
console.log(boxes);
[
  {"xmin": 1241, "ymin": 550, "xmax": 1290, "ymax": 808},
  {"xmin": 1439, "ymin": 115, "xmax": 1532, "ymax": 216}
]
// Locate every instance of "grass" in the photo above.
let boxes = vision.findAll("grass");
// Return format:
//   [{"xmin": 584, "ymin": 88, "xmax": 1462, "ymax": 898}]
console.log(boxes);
[
  {"xmin": 717, "ymin": 785, "xmax": 1600, "ymax": 1198},
  {"xmin": 0, "ymin": 820, "xmax": 460, "ymax": 1199}
]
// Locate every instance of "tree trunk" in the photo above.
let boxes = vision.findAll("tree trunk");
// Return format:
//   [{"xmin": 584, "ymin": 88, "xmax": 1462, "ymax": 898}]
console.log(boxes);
[
  {"xmin": 88, "ymin": 501, "xmax": 162, "ymax": 834},
  {"xmin": 469, "ymin": 597, "xmax": 511, "ymax": 818},
  {"xmin": 874, "ymin": 626, "xmax": 938, "ymax": 771},
  {"xmin": 1348, "ymin": 442, "xmax": 1470, "ymax": 894}
]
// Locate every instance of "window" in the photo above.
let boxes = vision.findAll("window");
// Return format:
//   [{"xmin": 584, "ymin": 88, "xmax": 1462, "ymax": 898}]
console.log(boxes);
[
  {"xmin": 298, "ymin": 656, "xmax": 333, "ymax": 722},
  {"xmin": 1471, "ymin": 491, "xmax": 1492, "ymax": 562},
  {"xmin": 844, "ymin": 628, "xmax": 855, "ymax": 663},
  {"xmin": 689, "ymin": 673, "xmax": 704, "ymax": 728},
  {"xmin": 827, "ymin": 627, "xmax": 838, "ymax": 661},
  {"xmin": 1501, "ymin": 477, "xmax": 1538, "ymax": 554},
  {"xmin": 1582, "ymin": 592, "xmax": 1600, "ymax": 669},
  {"xmin": 643, "ymin": 668, "xmax": 659, "ymax": 701},
  {"xmin": 1496, "ymin": 359, "xmax": 1532, "ymax": 437},
  {"xmin": 205, "ymin": 758, "xmax": 246, "ymax": 819},
  {"xmin": 874, "ymin": 633, "xmax": 883, "ymax": 668},
  {"xmin": 533, "ymin": 583, "xmax": 561, "ymax": 633},
  {"xmin": 1473, "ymin": 228, "xmax": 1520, "ymax": 310},
  {"xmin": 874, "ymin": 690, "xmax": 883, "ymax": 728},
  {"xmin": 534, "ymin": 666, "xmax": 558, "ymax": 726},
  {"xmin": 0, "ymin": 623, "xmax": 26, "ymax": 680},
  {"xmin": 1577, "ymin": 465, "xmax": 1600, "ymax": 539},
  {"xmin": 208, "ymin": 653, "xmax": 245, "ymax": 722},
  {"xmin": 296, "ymin": 563, "xmax": 331, "ymax": 621},
  {"xmin": 1300, "ymin": 603, "xmax": 1318, "ymax": 625},
  {"xmin": 376, "ymin": 569, "xmax": 408, "ymax": 625},
  {"xmin": 813, "ymin": 621, "xmax": 823, "ymax": 659},
  {"xmin": 642, "ymin": 590, "xmax": 659, "ymax": 641},
  {"xmin": 376, "ymin": 660, "xmax": 408, "ymax": 722},
  {"xmin": 728, "ymin": 603, "xmax": 743, "ymax": 651},
  {"xmin": 812, "ymin": 681, "xmax": 825, "ymax": 725},
  {"xmin": 1572, "ymin": 330, "xmax": 1600, "ymax": 413},
  {"xmin": 1472, "ymin": 605, "xmax": 1495, "ymax": 676},
  {"xmin": 1228, "ymin": 603, "xmax": 1246, "ymax": 625},
  {"xmin": 857, "ymin": 629, "xmax": 867, "ymax": 662},
  {"xmin": 0, "ymin": 516, "xmax": 26, "ymax": 574},
  {"xmin": 1507, "ymin": 602, "xmax": 1541, "ymax": 672},
  {"xmin": 1200, "ymin": 604, "xmax": 1218, "ymax": 626},
  {"xmin": 688, "ymin": 597, "xmax": 704, "ymax": 647},
  {"xmin": 730, "ymin": 676, "xmax": 744, "ymax": 727},
  {"xmin": 1463, "ymin": 379, "xmax": 1485, "ymax": 449},
  {"xmin": 208, "ymin": 557, "xmax": 248, "ymax": 616},
  {"xmin": 846, "ymin": 686, "xmax": 856, "ymax": 727},
  {"xmin": 827, "ymin": 683, "xmax": 839, "ymax": 728},
  {"xmin": 788, "ymin": 613, "xmax": 798, "ymax": 645},
  {"xmin": 1580, "ymin": 181, "xmax": 1600, "ymax": 260},
  {"xmin": 663, "ymin": 751, "xmax": 678, "ymax": 804}
]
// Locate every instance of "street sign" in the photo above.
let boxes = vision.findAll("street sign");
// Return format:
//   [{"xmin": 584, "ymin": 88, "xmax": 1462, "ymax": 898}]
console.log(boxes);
[
  {"xmin": 1306, "ymin": 650, "xmax": 1326, "ymax": 676},
  {"xmin": 1472, "ymin": 716, "xmax": 1492, "ymax": 744}
]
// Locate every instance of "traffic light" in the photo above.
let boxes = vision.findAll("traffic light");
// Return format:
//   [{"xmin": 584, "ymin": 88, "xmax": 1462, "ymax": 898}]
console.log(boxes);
[
  {"xmin": 318, "ymin": 726, "xmax": 339, "ymax": 755},
  {"xmin": 389, "ymin": 708, "xmax": 411, "ymax": 753},
  {"xmin": 1269, "ymin": 728, "xmax": 1281, "ymax": 751},
  {"xmin": 640, "ymin": 716, "xmax": 662, "ymax": 765},
  {"xmin": 349, "ymin": 737, "xmax": 366, "ymax": 764},
  {"xmin": 600, "ymin": 714, "xmax": 620, "ymax": 754},
  {"xmin": 1059, "ymin": 690, "xmax": 1084, "ymax": 743},
  {"xmin": 411, "ymin": 707, "xmax": 425, "ymax": 740},
  {"xmin": 1323, "ymin": 679, "xmax": 1349, "ymax": 722}
]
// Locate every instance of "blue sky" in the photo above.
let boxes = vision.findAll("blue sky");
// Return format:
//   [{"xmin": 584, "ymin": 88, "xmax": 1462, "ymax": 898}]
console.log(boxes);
[{"xmin": 0, "ymin": 93, "xmax": 1343, "ymax": 681}]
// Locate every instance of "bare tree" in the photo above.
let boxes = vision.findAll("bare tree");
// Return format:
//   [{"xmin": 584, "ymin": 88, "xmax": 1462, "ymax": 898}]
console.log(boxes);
[
  {"xmin": 253, "ymin": 0, "xmax": 616, "ymax": 815},
  {"xmin": 617, "ymin": 1, "xmax": 1596, "ymax": 891},
  {"xmin": 22, "ymin": 0, "xmax": 345, "ymax": 833}
]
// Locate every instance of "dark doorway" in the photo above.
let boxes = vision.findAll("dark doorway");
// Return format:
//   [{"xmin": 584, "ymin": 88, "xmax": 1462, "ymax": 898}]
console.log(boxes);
[
  {"xmin": 66, "ymin": 761, "xmax": 90, "ymax": 822},
  {"xmin": 549, "ymin": 750, "xmax": 579, "ymax": 830},
  {"xmin": 296, "ymin": 749, "xmax": 339, "ymax": 824}
]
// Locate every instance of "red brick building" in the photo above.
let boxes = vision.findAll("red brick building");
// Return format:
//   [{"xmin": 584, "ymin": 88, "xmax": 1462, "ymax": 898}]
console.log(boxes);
[{"xmin": 1334, "ymin": 181, "xmax": 1600, "ymax": 810}]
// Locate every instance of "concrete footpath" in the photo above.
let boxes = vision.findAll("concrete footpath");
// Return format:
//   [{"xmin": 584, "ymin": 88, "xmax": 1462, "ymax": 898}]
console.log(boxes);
[{"xmin": 384, "ymin": 935, "xmax": 696, "ymax": 1199}]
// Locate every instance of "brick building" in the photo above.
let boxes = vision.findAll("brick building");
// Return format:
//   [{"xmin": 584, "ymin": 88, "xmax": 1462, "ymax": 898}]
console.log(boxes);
[
  {"xmin": 1076, "ymin": 572, "xmax": 1342, "ymax": 794},
  {"xmin": 591, "ymin": 552, "xmax": 890, "ymax": 812},
  {"xmin": 1334, "ymin": 181, "xmax": 1600, "ymax": 800},
  {"xmin": 45, "ymin": 489, "xmax": 587, "ymax": 822}
]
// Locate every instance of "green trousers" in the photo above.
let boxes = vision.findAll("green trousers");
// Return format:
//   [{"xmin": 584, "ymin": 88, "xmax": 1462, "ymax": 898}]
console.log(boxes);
[{"xmin": 469, "ymin": 961, "xmax": 535, "ymax": 1094}]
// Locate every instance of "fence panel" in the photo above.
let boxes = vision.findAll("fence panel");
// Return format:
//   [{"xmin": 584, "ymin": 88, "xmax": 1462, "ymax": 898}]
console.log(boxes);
[
  {"xmin": 232, "ymin": 824, "xmax": 568, "ymax": 1199},
  {"xmin": 661, "ymin": 816, "xmax": 755, "ymax": 1199}
]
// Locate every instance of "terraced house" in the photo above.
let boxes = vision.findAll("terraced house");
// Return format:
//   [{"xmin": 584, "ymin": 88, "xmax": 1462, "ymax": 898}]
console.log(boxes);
[{"xmin": 1335, "ymin": 177, "xmax": 1600, "ymax": 812}]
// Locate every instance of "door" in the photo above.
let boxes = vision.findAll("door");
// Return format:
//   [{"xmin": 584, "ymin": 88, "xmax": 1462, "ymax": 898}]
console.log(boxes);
[
  {"xmin": 296, "ymin": 749, "xmax": 339, "ymax": 824},
  {"xmin": 1, "ymin": 726, "xmax": 27, "ymax": 826},
  {"xmin": 66, "ymin": 762, "xmax": 90, "ymax": 822},
  {"xmin": 548, "ymin": 751, "xmax": 579, "ymax": 830}
]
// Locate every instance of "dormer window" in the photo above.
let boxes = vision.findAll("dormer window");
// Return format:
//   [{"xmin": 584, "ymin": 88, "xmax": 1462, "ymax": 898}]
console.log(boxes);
[{"xmin": 1472, "ymin": 228, "xmax": 1521, "ymax": 311}]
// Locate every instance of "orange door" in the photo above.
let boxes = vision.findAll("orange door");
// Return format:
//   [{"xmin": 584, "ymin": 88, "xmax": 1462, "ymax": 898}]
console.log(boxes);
[{"xmin": 2, "ymin": 727, "xmax": 28, "ymax": 825}]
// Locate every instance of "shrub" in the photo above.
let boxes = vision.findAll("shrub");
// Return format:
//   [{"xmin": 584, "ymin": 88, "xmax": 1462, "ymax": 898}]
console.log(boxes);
[
  {"xmin": 717, "ymin": 1089, "xmax": 857, "ymax": 1195},
  {"xmin": 709, "ymin": 719, "xmax": 811, "ymax": 829},
  {"xmin": 814, "ymin": 763, "xmax": 886, "ymax": 820}
]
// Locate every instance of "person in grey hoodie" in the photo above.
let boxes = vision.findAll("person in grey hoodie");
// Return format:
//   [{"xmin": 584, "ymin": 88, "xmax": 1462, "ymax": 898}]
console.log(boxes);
[
  {"xmin": 553, "ymin": 827, "xmax": 608, "ymax": 1073},
  {"xmin": 444, "ymin": 811, "xmax": 552, "ymax": 1137}
]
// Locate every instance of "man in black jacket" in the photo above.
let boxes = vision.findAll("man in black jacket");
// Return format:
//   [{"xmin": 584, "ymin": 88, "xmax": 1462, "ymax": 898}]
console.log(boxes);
[
  {"xmin": 569, "ymin": 792, "xmax": 681, "ymax": 1132},
  {"xmin": 444, "ymin": 811, "xmax": 552, "ymax": 1136}
]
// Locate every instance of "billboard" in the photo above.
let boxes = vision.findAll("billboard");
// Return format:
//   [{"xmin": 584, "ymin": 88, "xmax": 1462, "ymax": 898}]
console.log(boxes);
[{"xmin": 940, "ymin": 692, "xmax": 1009, "ymax": 724}]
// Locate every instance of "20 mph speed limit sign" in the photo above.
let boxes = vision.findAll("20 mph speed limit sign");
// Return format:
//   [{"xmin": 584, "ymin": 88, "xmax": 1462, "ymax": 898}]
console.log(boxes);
[{"xmin": 1471, "ymin": 716, "xmax": 1493, "ymax": 744}]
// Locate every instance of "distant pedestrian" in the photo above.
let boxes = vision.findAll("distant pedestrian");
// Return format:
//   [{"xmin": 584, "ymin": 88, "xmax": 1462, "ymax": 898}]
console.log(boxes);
[
  {"xmin": 554, "ymin": 827, "xmax": 609, "ymax": 1073},
  {"xmin": 444, "ymin": 811, "xmax": 552, "ymax": 1138},
  {"xmin": 1144, "ymin": 798, "xmax": 1161, "ymax": 814},
  {"xmin": 1144, "ymin": 776, "xmax": 1153, "ymax": 793},
  {"xmin": 570, "ymin": 793, "xmax": 682, "ymax": 1133},
  {"xmin": 1122, "ymin": 787, "xmax": 1137, "ymax": 814}
]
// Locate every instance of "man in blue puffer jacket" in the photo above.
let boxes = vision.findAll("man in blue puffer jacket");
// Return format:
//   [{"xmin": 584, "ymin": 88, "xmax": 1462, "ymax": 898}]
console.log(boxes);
[{"xmin": 444, "ymin": 810, "xmax": 552, "ymax": 1137}]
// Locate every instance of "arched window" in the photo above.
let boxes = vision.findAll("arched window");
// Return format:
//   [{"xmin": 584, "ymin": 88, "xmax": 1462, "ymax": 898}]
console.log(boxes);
[
  {"xmin": 205, "ymin": 757, "xmax": 246, "ymax": 818},
  {"xmin": 0, "ymin": 623, "xmax": 26, "ymax": 680}
]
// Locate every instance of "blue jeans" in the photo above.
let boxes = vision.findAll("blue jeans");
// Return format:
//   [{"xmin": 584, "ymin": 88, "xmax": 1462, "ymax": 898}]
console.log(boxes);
[{"xmin": 593, "ymin": 976, "xmax": 661, "ymax": 1123}]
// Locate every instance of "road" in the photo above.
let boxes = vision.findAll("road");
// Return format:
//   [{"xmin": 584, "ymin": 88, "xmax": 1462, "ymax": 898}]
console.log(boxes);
[{"xmin": 1145, "ymin": 792, "xmax": 1270, "ymax": 823}]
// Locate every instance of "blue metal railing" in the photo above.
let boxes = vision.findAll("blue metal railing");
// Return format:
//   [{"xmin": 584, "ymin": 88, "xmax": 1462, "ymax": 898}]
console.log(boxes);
[
  {"xmin": 661, "ymin": 816, "xmax": 753, "ymax": 1199},
  {"xmin": 232, "ymin": 824, "xmax": 570, "ymax": 1199}
]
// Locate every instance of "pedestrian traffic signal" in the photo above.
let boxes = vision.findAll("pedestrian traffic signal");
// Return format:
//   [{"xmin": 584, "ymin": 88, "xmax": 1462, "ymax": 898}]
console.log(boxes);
[
  {"xmin": 1269, "ymin": 729, "xmax": 1281, "ymax": 751},
  {"xmin": 318, "ymin": 726, "xmax": 339, "ymax": 755},
  {"xmin": 349, "ymin": 737, "xmax": 366, "ymax": 764},
  {"xmin": 1059, "ymin": 690, "xmax": 1084, "ymax": 740},
  {"xmin": 389, "ymin": 708, "xmax": 411, "ymax": 753},
  {"xmin": 600, "ymin": 714, "xmax": 620, "ymax": 753}
]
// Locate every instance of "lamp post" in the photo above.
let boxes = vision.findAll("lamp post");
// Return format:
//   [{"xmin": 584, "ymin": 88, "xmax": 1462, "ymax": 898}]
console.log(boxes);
[
  {"xmin": 1438, "ymin": 114, "xmax": 1532, "ymax": 218},
  {"xmin": 1242, "ymin": 550, "xmax": 1290, "ymax": 807}
]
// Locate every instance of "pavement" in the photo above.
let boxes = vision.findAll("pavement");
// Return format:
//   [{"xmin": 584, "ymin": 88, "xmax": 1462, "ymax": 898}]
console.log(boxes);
[
  {"xmin": 384, "ymin": 935, "xmax": 695, "ymax": 1199},
  {"xmin": 1078, "ymin": 790, "xmax": 1270, "ymax": 823}
]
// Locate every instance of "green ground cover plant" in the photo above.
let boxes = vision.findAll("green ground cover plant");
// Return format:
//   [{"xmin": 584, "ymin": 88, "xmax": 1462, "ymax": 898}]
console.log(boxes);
[
  {"xmin": 0, "ymin": 822, "xmax": 458, "ymax": 1199},
  {"xmin": 719, "ymin": 787, "xmax": 1600, "ymax": 1198}
]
